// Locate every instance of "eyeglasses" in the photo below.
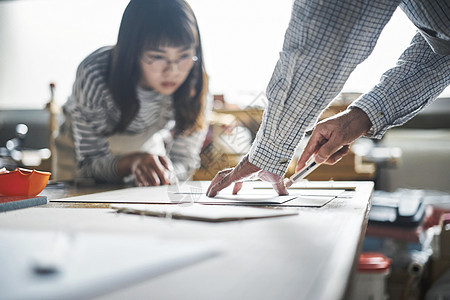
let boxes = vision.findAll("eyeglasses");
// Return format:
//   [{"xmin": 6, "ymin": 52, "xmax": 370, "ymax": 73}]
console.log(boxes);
[{"xmin": 142, "ymin": 53, "xmax": 198, "ymax": 73}]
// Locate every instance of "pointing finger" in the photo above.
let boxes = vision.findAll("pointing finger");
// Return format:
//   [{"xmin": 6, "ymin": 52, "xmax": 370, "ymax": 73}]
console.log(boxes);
[
  {"xmin": 206, "ymin": 169, "xmax": 233, "ymax": 197},
  {"xmin": 272, "ymin": 180, "xmax": 288, "ymax": 196},
  {"xmin": 232, "ymin": 182, "xmax": 243, "ymax": 195},
  {"xmin": 297, "ymin": 133, "xmax": 325, "ymax": 172}
]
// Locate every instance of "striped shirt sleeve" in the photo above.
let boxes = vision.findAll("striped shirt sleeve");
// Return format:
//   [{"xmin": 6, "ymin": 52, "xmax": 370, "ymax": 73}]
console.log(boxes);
[
  {"xmin": 169, "ymin": 130, "xmax": 207, "ymax": 180},
  {"xmin": 168, "ymin": 95, "xmax": 212, "ymax": 180},
  {"xmin": 67, "ymin": 48, "xmax": 122, "ymax": 182}
]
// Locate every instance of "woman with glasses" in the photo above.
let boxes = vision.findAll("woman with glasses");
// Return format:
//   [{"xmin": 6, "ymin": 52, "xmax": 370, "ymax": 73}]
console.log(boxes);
[{"xmin": 53, "ymin": 0, "xmax": 209, "ymax": 186}]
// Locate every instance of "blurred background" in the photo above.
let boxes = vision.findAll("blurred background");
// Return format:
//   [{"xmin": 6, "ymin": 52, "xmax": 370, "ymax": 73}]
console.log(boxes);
[{"xmin": 1, "ymin": 0, "xmax": 448, "ymax": 110}]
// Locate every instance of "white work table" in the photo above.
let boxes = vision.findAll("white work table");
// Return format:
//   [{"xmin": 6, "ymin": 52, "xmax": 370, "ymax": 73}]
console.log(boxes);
[{"xmin": 0, "ymin": 181, "xmax": 373, "ymax": 300}]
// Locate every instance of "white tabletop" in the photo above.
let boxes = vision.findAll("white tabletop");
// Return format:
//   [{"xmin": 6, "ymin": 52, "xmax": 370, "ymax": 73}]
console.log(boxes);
[{"xmin": 0, "ymin": 181, "xmax": 373, "ymax": 300}]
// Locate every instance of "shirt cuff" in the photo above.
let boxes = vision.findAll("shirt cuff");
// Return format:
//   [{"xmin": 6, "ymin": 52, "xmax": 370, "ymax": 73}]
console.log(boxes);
[
  {"xmin": 173, "ymin": 162, "xmax": 190, "ymax": 181},
  {"xmin": 80, "ymin": 155, "xmax": 122, "ymax": 183},
  {"xmin": 349, "ymin": 89, "xmax": 391, "ymax": 139},
  {"xmin": 247, "ymin": 130, "xmax": 296, "ymax": 177}
]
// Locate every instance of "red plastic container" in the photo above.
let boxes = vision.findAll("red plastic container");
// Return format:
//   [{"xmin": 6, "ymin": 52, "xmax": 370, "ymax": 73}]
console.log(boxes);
[
  {"xmin": 358, "ymin": 252, "xmax": 392, "ymax": 273},
  {"xmin": 0, "ymin": 168, "xmax": 51, "ymax": 196},
  {"xmin": 350, "ymin": 252, "xmax": 391, "ymax": 300}
]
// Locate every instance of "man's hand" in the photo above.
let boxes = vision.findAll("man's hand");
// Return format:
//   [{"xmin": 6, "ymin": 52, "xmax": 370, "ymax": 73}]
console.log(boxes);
[
  {"xmin": 206, "ymin": 155, "xmax": 288, "ymax": 197},
  {"xmin": 297, "ymin": 107, "xmax": 372, "ymax": 171}
]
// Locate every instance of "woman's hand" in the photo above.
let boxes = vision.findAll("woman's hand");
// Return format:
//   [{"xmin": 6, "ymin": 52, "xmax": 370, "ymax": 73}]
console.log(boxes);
[{"xmin": 117, "ymin": 152, "xmax": 175, "ymax": 186}]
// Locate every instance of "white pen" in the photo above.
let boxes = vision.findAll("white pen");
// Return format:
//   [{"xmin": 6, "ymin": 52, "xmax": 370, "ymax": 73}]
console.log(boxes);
[{"xmin": 284, "ymin": 158, "xmax": 321, "ymax": 188}]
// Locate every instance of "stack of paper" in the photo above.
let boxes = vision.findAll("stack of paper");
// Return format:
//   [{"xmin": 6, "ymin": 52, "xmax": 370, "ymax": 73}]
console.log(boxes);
[
  {"xmin": 51, "ymin": 184, "xmax": 344, "ymax": 208},
  {"xmin": 111, "ymin": 203, "xmax": 298, "ymax": 222}
]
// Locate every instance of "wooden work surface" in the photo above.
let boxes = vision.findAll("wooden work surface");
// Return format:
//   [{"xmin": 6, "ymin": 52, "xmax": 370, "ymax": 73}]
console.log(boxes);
[{"xmin": 0, "ymin": 181, "xmax": 373, "ymax": 300}]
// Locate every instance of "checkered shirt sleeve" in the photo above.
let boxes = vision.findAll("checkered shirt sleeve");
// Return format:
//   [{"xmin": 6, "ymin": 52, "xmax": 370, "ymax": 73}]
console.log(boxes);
[
  {"xmin": 248, "ymin": 0, "xmax": 450, "ymax": 177},
  {"xmin": 350, "ymin": 32, "xmax": 450, "ymax": 138}
]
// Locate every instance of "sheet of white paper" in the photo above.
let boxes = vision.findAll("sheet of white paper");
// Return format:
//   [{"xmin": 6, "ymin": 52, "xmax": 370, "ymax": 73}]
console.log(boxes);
[
  {"xmin": 194, "ymin": 194, "xmax": 296, "ymax": 204},
  {"xmin": 277, "ymin": 195, "xmax": 337, "ymax": 207},
  {"xmin": 50, "ymin": 182, "xmax": 342, "ymax": 207},
  {"xmin": 51, "ymin": 182, "xmax": 214, "ymax": 204},
  {"xmin": 111, "ymin": 204, "xmax": 298, "ymax": 222},
  {"xmin": 0, "ymin": 229, "xmax": 220, "ymax": 300},
  {"xmin": 51, "ymin": 186, "xmax": 175, "ymax": 203},
  {"xmin": 252, "ymin": 188, "xmax": 346, "ymax": 197},
  {"xmin": 195, "ymin": 193, "xmax": 336, "ymax": 207},
  {"xmin": 253, "ymin": 181, "xmax": 356, "ymax": 191},
  {"xmin": 52, "ymin": 190, "xmax": 338, "ymax": 207}
]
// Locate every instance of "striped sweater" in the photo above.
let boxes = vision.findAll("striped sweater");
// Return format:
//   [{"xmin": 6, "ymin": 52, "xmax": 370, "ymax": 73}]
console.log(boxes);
[{"xmin": 63, "ymin": 46, "xmax": 209, "ymax": 183}]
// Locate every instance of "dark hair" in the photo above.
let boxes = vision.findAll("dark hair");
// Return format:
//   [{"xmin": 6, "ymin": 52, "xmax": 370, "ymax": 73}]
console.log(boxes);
[{"xmin": 108, "ymin": 0, "xmax": 207, "ymax": 134}]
